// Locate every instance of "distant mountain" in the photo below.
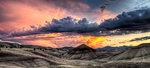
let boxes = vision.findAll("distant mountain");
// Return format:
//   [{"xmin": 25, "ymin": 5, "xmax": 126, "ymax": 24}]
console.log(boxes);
[
  {"xmin": 63, "ymin": 44, "xmax": 98, "ymax": 60},
  {"xmin": 58, "ymin": 47, "xmax": 73, "ymax": 50},
  {"xmin": 97, "ymin": 46, "xmax": 133, "ymax": 50},
  {"xmin": 109, "ymin": 43, "xmax": 150, "ymax": 60}
]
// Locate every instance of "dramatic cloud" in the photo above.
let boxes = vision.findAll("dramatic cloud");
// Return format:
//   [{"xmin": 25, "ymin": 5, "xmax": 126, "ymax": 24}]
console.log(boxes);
[
  {"xmin": 1, "ymin": 0, "xmax": 143, "ymax": 33},
  {"xmin": 10, "ymin": 17, "xmax": 99, "ymax": 36},
  {"xmin": 99, "ymin": 8, "xmax": 150, "ymax": 30},
  {"xmin": 10, "ymin": 8, "xmax": 150, "ymax": 37}
]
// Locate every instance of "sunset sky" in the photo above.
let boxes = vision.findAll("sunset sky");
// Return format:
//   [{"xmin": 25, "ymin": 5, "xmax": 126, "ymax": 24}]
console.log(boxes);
[{"xmin": 1, "ymin": 0, "xmax": 150, "ymax": 48}]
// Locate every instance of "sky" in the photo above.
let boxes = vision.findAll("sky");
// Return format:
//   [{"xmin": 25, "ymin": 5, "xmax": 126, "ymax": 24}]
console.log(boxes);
[{"xmin": 1, "ymin": 0, "xmax": 150, "ymax": 48}]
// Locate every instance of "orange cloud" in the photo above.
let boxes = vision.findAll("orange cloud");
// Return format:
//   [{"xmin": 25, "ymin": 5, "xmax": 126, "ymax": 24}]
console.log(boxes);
[
  {"xmin": 23, "ymin": 39, "xmax": 58, "ymax": 48},
  {"xmin": 45, "ymin": 33, "xmax": 62, "ymax": 37},
  {"xmin": 0, "ymin": 1, "xmax": 70, "ymax": 32}
]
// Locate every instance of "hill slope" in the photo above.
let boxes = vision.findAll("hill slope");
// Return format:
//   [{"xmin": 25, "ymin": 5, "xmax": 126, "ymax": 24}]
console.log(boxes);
[{"xmin": 109, "ymin": 43, "xmax": 150, "ymax": 61}]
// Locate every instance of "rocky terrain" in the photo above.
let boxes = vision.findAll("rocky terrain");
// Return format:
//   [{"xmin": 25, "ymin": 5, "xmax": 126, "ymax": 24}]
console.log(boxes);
[{"xmin": 0, "ymin": 41, "xmax": 150, "ymax": 68}]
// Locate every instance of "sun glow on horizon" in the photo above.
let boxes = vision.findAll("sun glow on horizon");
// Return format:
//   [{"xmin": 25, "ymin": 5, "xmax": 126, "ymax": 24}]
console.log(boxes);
[{"xmin": 75, "ymin": 36, "xmax": 109, "ymax": 48}]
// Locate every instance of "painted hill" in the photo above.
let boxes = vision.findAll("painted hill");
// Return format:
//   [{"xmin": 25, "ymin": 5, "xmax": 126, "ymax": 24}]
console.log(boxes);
[
  {"xmin": 109, "ymin": 43, "xmax": 150, "ymax": 61},
  {"xmin": 63, "ymin": 44, "xmax": 98, "ymax": 60}
]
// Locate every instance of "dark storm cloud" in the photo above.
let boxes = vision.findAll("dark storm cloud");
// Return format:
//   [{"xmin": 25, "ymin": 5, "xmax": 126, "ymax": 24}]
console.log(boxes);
[
  {"xmin": 130, "ymin": 36, "xmax": 150, "ymax": 42},
  {"xmin": 10, "ymin": 8, "xmax": 150, "ymax": 37},
  {"xmin": 10, "ymin": 17, "xmax": 99, "ymax": 36},
  {"xmin": 99, "ymin": 8, "xmax": 150, "ymax": 30},
  {"xmin": 40, "ymin": 17, "xmax": 98, "ymax": 32}
]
